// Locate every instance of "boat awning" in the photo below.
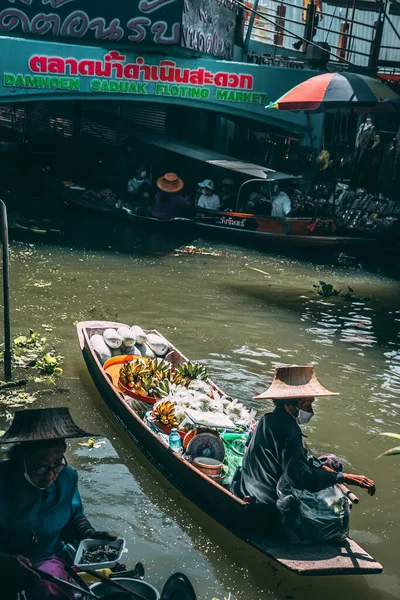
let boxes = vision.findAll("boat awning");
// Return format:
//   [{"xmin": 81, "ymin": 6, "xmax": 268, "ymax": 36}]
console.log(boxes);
[{"xmin": 129, "ymin": 129, "xmax": 299, "ymax": 181}]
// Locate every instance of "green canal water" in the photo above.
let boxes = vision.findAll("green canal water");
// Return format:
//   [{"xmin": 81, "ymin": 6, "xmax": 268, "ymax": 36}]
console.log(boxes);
[{"xmin": 1, "ymin": 203, "xmax": 400, "ymax": 600}]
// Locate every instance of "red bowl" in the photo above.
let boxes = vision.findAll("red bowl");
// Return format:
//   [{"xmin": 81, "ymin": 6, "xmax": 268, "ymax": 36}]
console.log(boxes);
[{"xmin": 118, "ymin": 379, "xmax": 160, "ymax": 405}]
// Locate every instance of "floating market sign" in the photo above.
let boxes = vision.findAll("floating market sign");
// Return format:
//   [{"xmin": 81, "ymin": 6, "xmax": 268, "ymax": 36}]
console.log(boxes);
[
  {"xmin": 0, "ymin": 0, "xmax": 238, "ymax": 59},
  {"xmin": 0, "ymin": 37, "xmax": 324, "ymax": 142},
  {"xmin": 3, "ymin": 51, "xmax": 268, "ymax": 105}
]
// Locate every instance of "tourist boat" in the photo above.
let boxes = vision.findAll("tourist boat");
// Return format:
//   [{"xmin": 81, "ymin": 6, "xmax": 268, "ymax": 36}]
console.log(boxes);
[
  {"xmin": 77, "ymin": 320, "xmax": 383, "ymax": 577},
  {"xmin": 194, "ymin": 210, "xmax": 375, "ymax": 250}
]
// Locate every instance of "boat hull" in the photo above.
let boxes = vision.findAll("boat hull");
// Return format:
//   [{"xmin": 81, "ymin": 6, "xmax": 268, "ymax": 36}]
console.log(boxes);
[
  {"xmin": 77, "ymin": 321, "xmax": 383, "ymax": 576},
  {"xmin": 195, "ymin": 211, "xmax": 377, "ymax": 250}
]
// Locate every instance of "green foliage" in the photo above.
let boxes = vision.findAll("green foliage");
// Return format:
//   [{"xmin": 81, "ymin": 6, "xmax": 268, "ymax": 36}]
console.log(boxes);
[
  {"xmin": 36, "ymin": 353, "xmax": 63, "ymax": 376},
  {"xmin": 313, "ymin": 282, "xmax": 371, "ymax": 302}
]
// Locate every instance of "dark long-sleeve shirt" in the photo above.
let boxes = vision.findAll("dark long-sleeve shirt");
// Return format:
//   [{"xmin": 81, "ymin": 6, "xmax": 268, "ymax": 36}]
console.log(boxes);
[
  {"xmin": 239, "ymin": 407, "xmax": 338, "ymax": 505},
  {"xmin": 0, "ymin": 460, "xmax": 94, "ymax": 564}
]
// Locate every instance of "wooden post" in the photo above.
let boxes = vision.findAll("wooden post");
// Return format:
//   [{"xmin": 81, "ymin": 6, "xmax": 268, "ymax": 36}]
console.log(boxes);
[
  {"xmin": 303, "ymin": 0, "xmax": 316, "ymax": 52},
  {"xmin": 0, "ymin": 199, "xmax": 12, "ymax": 382},
  {"xmin": 274, "ymin": 4, "xmax": 286, "ymax": 46},
  {"xmin": 368, "ymin": 12, "xmax": 384, "ymax": 74},
  {"xmin": 337, "ymin": 22, "xmax": 349, "ymax": 60}
]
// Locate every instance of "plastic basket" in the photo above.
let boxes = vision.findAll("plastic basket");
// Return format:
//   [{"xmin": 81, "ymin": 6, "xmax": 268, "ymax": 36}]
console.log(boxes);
[{"xmin": 74, "ymin": 537, "xmax": 127, "ymax": 570}]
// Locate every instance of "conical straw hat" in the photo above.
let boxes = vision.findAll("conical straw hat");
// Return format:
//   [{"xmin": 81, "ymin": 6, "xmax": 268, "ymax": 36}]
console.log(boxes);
[
  {"xmin": 0, "ymin": 407, "xmax": 95, "ymax": 444},
  {"xmin": 156, "ymin": 173, "xmax": 184, "ymax": 193},
  {"xmin": 254, "ymin": 365, "xmax": 339, "ymax": 400}
]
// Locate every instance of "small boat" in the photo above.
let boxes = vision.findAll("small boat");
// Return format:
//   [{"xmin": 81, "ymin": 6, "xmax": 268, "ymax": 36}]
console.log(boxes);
[
  {"xmin": 77, "ymin": 321, "xmax": 383, "ymax": 577},
  {"xmin": 47, "ymin": 175, "xmax": 196, "ymax": 234},
  {"xmin": 195, "ymin": 210, "xmax": 377, "ymax": 250}
]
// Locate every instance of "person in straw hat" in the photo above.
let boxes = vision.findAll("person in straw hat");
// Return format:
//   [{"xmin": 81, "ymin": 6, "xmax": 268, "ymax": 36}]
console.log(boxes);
[
  {"xmin": 232, "ymin": 366, "xmax": 375, "ymax": 535},
  {"xmin": 151, "ymin": 172, "xmax": 191, "ymax": 220},
  {"xmin": 0, "ymin": 407, "xmax": 117, "ymax": 600}
]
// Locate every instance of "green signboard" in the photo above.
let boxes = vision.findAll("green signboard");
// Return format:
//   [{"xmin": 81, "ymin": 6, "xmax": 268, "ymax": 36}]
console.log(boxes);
[{"xmin": 0, "ymin": 37, "xmax": 323, "ymax": 143}]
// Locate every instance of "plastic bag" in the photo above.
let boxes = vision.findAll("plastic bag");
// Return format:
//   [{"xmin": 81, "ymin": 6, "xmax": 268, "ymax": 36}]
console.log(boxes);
[{"xmin": 276, "ymin": 476, "xmax": 350, "ymax": 544}]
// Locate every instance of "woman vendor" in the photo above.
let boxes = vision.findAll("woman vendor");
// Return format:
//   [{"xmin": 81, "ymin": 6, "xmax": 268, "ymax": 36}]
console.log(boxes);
[{"xmin": 0, "ymin": 407, "xmax": 117, "ymax": 599}]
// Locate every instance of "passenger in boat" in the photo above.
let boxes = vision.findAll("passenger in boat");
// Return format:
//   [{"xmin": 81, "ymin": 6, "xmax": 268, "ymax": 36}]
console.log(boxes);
[
  {"xmin": 219, "ymin": 178, "xmax": 236, "ymax": 211},
  {"xmin": 271, "ymin": 182, "xmax": 292, "ymax": 217},
  {"xmin": 127, "ymin": 165, "xmax": 151, "ymax": 198},
  {"xmin": 197, "ymin": 180, "xmax": 221, "ymax": 211},
  {"xmin": 0, "ymin": 408, "xmax": 117, "ymax": 600},
  {"xmin": 152, "ymin": 173, "xmax": 191, "ymax": 220},
  {"xmin": 232, "ymin": 366, "xmax": 375, "ymax": 536},
  {"xmin": 242, "ymin": 191, "xmax": 271, "ymax": 215}
]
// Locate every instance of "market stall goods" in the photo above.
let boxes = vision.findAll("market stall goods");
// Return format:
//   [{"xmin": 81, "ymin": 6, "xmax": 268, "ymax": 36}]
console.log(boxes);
[{"xmin": 78, "ymin": 320, "xmax": 383, "ymax": 577}]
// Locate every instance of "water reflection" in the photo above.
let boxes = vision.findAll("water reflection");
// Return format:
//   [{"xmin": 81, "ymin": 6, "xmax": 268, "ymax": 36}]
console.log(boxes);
[{"xmin": 2, "ymin": 230, "xmax": 400, "ymax": 600}]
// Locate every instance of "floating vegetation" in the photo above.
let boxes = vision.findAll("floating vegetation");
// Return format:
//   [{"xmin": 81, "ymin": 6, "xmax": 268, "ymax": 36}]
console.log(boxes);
[
  {"xmin": 376, "ymin": 433, "xmax": 400, "ymax": 459},
  {"xmin": 0, "ymin": 329, "xmax": 64, "ymax": 415},
  {"xmin": 36, "ymin": 353, "xmax": 63, "ymax": 376},
  {"xmin": 78, "ymin": 438, "xmax": 106, "ymax": 450},
  {"xmin": 313, "ymin": 281, "xmax": 373, "ymax": 302},
  {"xmin": 0, "ymin": 390, "xmax": 36, "ymax": 407},
  {"xmin": 173, "ymin": 245, "xmax": 224, "ymax": 257}
]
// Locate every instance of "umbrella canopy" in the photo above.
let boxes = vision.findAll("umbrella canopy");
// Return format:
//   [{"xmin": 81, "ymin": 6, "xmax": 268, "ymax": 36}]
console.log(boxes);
[{"xmin": 268, "ymin": 72, "xmax": 399, "ymax": 112}]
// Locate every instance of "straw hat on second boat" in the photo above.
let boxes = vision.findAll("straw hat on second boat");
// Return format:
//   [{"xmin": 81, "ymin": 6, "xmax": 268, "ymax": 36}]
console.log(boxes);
[
  {"xmin": 254, "ymin": 365, "xmax": 339, "ymax": 400},
  {"xmin": 156, "ymin": 173, "xmax": 184, "ymax": 193},
  {"xmin": 0, "ymin": 407, "xmax": 95, "ymax": 444}
]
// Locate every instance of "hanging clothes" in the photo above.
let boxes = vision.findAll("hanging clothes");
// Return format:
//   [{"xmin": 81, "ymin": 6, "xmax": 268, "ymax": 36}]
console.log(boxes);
[
  {"xmin": 364, "ymin": 137, "xmax": 383, "ymax": 192},
  {"xmin": 351, "ymin": 120, "xmax": 376, "ymax": 189}
]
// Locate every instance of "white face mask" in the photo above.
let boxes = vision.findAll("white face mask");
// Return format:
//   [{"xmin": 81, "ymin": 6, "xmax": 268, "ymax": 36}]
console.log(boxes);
[
  {"xmin": 296, "ymin": 408, "xmax": 314, "ymax": 425},
  {"xmin": 23, "ymin": 455, "xmax": 46, "ymax": 490}
]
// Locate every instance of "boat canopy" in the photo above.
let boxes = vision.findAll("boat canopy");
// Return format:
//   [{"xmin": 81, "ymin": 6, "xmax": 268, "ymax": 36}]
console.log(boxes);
[{"xmin": 130, "ymin": 129, "xmax": 299, "ymax": 182}]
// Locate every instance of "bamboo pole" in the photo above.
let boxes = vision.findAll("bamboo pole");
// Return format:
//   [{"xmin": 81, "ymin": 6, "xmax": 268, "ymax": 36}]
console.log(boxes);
[{"xmin": 1, "ymin": 199, "xmax": 12, "ymax": 381}]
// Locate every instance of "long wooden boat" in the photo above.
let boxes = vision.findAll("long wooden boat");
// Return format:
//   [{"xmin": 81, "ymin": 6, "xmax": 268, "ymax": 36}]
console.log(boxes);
[
  {"xmin": 195, "ymin": 210, "xmax": 378, "ymax": 250},
  {"xmin": 48, "ymin": 176, "xmax": 196, "ymax": 234},
  {"xmin": 77, "ymin": 320, "xmax": 383, "ymax": 577}
]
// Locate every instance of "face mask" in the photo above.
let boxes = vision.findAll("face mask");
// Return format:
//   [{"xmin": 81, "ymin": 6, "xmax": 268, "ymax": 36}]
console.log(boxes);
[
  {"xmin": 296, "ymin": 408, "xmax": 314, "ymax": 425},
  {"xmin": 23, "ymin": 455, "xmax": 46, "ymax": 490}
]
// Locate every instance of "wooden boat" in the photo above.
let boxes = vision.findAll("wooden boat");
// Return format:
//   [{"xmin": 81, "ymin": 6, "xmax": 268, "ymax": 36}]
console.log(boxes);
[
  {"xmin": 195, "ymin": 210, "xmax": 377, "ymax": 250},
  {"xmin": 47, "ymin": 176, "xmax": 196, "ymax": 233},
  {"xmin": 77, "ymin": 321, "xmax": 383, "ymax": 577}
]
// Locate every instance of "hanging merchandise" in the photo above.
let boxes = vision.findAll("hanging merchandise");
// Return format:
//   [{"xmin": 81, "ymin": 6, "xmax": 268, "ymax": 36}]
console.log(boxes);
[{"xmin": 351, "ymin": 116, "xmax": 376, "ymax": 190}]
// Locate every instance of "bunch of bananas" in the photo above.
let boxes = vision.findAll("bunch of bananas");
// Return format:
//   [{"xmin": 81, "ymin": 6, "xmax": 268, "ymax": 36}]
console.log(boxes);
[
  {"xmin": 153, "ymin": 379, "xmax": 175, "ymax": 398},
  {"xmin": 119, "ymin": 360, "xmax": 135, "ymax": 389},
  {"xmin": 153, "ymin": 400, "xmax": 178, "ymax": 428},
  {"xmin": 172, "ymin": 362, "xmax": 208, "ymax": 386},
  {"xmin": 119, "ymin": 357, "xmax": 208, "ymax": 398}
]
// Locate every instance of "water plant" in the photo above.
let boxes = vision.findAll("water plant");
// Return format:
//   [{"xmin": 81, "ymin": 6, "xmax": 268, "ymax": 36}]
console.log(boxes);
[{"xmin": 376, "ymin": 433, "xmax": 400, "ymax": 459}]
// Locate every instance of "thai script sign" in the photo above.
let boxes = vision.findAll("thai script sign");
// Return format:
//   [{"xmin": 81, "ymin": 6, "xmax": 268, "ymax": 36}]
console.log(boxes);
[
  {"xmin": 3, "ymin": 52, "xmax": 268, "ymax": 105},
  {"xmin": 0, "ymin": 0, "xmax": 239, "ymax": 58},
  {"xmin": 182, "ymin": 0, "xmax": 238, "ymax": 60},
  {"xmin": 0, "ymin": 37, "xmax": 322, "ymax": 144},
  {"xmin": 0, "ymin": 0, "xmax": 182, "ymax": 46}
]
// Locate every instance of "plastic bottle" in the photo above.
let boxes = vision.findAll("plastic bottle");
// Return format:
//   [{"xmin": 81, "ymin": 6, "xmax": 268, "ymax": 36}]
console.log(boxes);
[{"xmin": 169, "ymin": 428, "xmax": 182, "ymax": 453}]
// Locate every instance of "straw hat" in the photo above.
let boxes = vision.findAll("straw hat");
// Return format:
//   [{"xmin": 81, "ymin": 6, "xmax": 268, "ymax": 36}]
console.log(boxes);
[
  {"xmin": 156, "ymin": 173, "xmax": 184, "ymax": 193},
  {"xmin": 254, "ymin": 365, "xmax": 339, "ymax": 400},
  {"xmin": 0, "ymin": 407, "xmax": 95, "ymax": 444}
]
